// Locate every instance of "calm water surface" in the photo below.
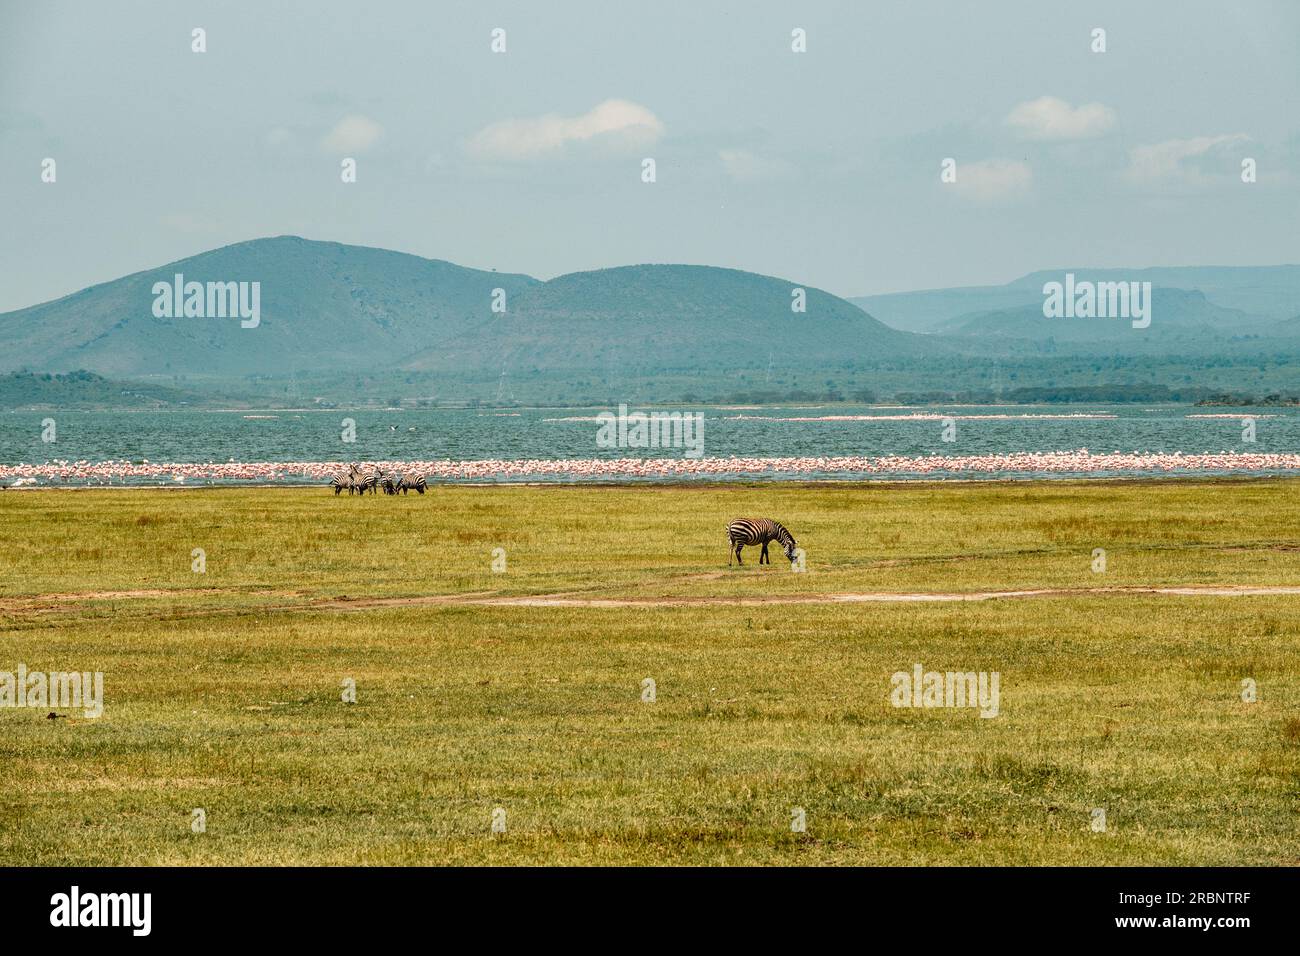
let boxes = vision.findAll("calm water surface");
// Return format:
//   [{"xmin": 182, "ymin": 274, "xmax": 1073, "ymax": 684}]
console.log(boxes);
[{"xmin": 1, "ymin": 405, "xmax": 1296, "ymax": 484}]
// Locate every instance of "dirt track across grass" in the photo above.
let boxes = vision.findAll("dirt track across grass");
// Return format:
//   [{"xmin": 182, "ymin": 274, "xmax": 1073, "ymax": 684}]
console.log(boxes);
[
  {"xmin": 314, "ymin": 584, "xmax": 1300, "ymax": 609},
  {"xmin": 8, "ymin": 583, "xmax": 1300, "ymax": 616}
]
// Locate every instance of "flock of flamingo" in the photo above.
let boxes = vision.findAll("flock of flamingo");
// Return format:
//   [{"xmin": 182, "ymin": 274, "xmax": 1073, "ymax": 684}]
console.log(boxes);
[{"xmin": 2, "ymin": 450, "xmax": 1299, "ymax": 486}]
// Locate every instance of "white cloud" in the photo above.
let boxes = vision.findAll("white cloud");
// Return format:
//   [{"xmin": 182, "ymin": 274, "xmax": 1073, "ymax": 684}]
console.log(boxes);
[
  {"xmin": 718, "ymin": 148, "xmax": 795, "ymax": 183},
  {"xmin": 1005, "ymin": 96, "xmax": 1116, "ymax": 141},
  {"xmin": 1124, "ymin": 133, "xmax": 1250, "ymax": 185},
  {"xmin": 465, "ymin": 99, "xmax": 663, "ymax": 161},
  {"xmin": 321, "ymin": 114, "xmax": 383, "ymax": 153},
  {"xmin": 951, "ymin": 159, "xmax": 1032, "ymax": 202}
]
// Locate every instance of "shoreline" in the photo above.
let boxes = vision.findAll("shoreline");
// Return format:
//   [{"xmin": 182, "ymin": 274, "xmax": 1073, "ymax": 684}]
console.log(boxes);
[
  {"xmin": 4, "ymin": 450, "xmax": 1300, "ymax": 486},
  {"xmin": 4, "ymin": 474, "xmax": 1299, "ymax": 491}
]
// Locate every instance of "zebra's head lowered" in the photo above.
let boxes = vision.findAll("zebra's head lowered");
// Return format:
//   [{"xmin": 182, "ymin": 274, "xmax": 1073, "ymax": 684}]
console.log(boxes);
[{"xmin": 778, "ymin": 528, "xmax": 798, "ymax": 562}]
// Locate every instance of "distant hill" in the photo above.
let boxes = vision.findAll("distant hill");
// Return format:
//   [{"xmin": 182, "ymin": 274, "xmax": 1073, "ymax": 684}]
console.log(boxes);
[
  {"xmin": 0, "ymin": 370, "xmax": 208, "ymax": 409},
  {"xmin": 0, "ymin": 237, "xmax": 540, "ymax": 380},
  {"xmin": 0, "ymin": 238, "xmax": 921, "ymax": 391},
  {"xmin": 2, "ymin": 240, "xmax": 935, "ymax": 405},
  {"xmin": 853, "ymin": 265, "xmax": 1300, "ymax": 332},
  {"xmin": 400, "ymin": 263, "xmax": 929, "ymax": 375},
  {"xmin": 4, "ymin": 239, "xmax": 1298, "ymax": 406},
  {"xmin": 849, "ymin": 285, "xmax": 1044, "ymax": 334},
  {"xmin": 933, "ymin": 288, "xmax": 1287, "ymax": 352}
]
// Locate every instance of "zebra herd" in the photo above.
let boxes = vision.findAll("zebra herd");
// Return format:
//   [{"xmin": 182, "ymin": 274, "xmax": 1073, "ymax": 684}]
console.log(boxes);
[
  {"xmin": 326, "ymin": 473, "xmax": 795, "ymax": 565},
  {"xmin": 325, "ymin": 465, "xmax": 796, "ymax": 565},
  {"xmin": 330, "ymin": 463, "xmax": 427, "ymax": 496}
]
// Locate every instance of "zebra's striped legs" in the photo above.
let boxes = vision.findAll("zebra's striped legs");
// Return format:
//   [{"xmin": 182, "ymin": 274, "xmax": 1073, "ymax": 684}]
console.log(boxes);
[{"xmin": 760, "ymin": 542, "xmax": 770, "ymax": 564}]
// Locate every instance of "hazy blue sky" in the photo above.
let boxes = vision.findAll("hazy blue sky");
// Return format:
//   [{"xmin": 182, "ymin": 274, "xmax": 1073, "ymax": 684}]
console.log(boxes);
[{"xmin": 2, "ymin": 0, "xmax": 1297, "ymax": 312}]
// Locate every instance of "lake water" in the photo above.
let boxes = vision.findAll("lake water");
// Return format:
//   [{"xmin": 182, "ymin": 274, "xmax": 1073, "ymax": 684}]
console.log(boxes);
[{"xmin": 1, "ymin": 405, "xmax": 1297, "ymax": 485}]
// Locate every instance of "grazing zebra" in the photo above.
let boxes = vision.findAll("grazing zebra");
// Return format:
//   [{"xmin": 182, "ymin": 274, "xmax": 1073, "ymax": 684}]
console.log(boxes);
[
  {"xmin": 396, "ymin": 474, "xmax": 427, "ymax": 495},
  {"xmin": 380, "ymin": 473, "xmax": 400, "ymax": 495},
  {"xmin": 727, "ymin": 517, "xmax": 797, "ymax": 566},
  {"xmin": 348, "ymin": 464, "xmax": 370, "ymax": 495},
  {"xmin": 330, "ymin": 471, "xmax": 356, "ymax": 495},
  {"xmin": 346, "ymin": 463, "xmax": 384, "ymax": 495}
]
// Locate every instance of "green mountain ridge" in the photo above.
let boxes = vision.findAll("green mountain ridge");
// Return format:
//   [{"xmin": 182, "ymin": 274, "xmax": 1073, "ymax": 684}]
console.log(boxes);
[
  {"xmin": 933, "ymin": 288, "xmax": 1288, "ymax": 353},
  {"xmin": 4, "ymin": 239, "xmax": 1299, "ymax": 406},
  {"xmin": 401, "ymin": 263, "xmax": 930, "ymax": 375},
  {"xmin": 0, "ymin": 370, "xmax": 211, "ymax": 409},
  {"xmin": 0, "ymin": 237, "xmax": 923, "ymax": 386},
  {"xmin": 853, "ymin": 265, "xmax": 1300, "ymax": 332},
  {"xmin": 0, "ymin": 237, "xmax": 540, "ymax": 379}
]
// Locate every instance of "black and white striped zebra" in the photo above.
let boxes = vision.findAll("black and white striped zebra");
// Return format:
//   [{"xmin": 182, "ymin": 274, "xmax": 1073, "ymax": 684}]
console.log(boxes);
[
  {"xmin": 348, "ymin": 463, "xmax": 384, "ymax": 495},
  {"xmin": 396, "ymin": 474, "xmax": 426, "ymax": 495},
  {"xmin": 330, "ymin": 471, "xmax": 359, "ymax": 495},
  {"xmin": 727, "ymin": 517, "xmax": 797, "ymax": 566}
]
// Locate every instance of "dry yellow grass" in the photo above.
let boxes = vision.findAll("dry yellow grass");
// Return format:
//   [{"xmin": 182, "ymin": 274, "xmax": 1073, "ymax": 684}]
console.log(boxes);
[{"xmin": 1, "ymin": 480, "xmax": 1297, "ymax": 864}]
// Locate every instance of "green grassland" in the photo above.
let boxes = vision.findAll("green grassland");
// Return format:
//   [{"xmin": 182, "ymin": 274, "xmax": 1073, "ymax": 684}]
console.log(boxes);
[{"xmin": 1, "ymin": 479, "xmax": 1298, "ymax": 865}]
